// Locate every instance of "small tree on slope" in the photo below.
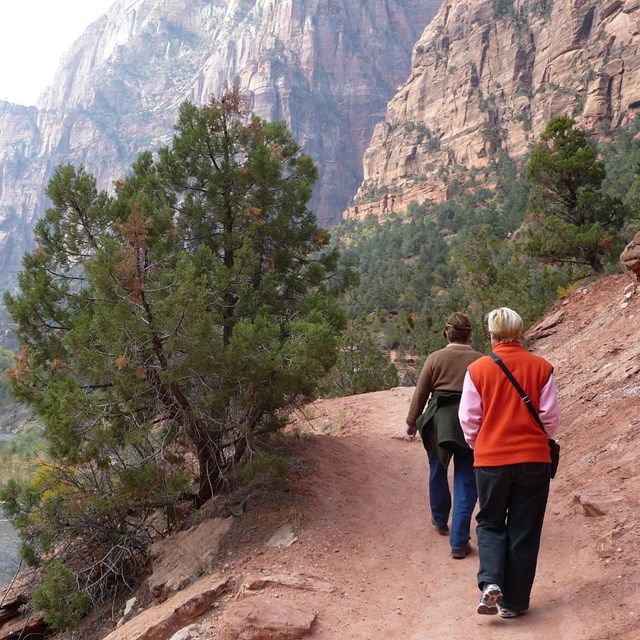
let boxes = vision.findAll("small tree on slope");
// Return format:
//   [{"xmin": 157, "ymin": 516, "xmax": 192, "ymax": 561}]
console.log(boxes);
[{"xmin": 525, "ymin": 114, "xmax": 627, "ymax": 273}]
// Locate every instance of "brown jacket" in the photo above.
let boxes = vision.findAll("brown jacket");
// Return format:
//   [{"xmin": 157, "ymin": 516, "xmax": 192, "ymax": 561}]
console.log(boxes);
[{"xmin": 406, "ymin": 344, "xmax": 483, "ymax": 428}]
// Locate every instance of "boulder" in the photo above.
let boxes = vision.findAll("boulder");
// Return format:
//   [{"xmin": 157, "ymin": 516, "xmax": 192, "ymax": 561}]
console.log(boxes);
[
  {"xmin": 219, "ymin": 597, "xmax": 316, "ymax": 640},
  {"xmin": 147, "ymin": 517, "xmax": 233, "ymax": 601},
  {"xmin": 620, "ymin": 231, "xmax": 640, "ymax": 280},
  {"xmin": 103, "ymin": 575, "xmax": 233, "ymax": 640}
]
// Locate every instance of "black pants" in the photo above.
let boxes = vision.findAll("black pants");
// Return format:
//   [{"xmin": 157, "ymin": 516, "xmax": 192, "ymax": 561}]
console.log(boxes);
[{"xmin": 475, "ymin": 463, "xmax": 551, "ymax": 611}]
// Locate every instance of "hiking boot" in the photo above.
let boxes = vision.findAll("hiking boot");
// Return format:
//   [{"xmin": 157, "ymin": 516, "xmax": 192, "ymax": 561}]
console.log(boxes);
[
  {"xmin": 477, "ymin": 583, "xmax": 503, "ymax": 615},
  {"xmin": 431, "ymin": 517, "xmax": 449, "ymax": 536},
  {"xmin": 498, "ymin": 604, "xmax": 527, "ymax": 619},
  {"xmin": 451, "ymin": 542, "xmax": 471, "ymax": 559}
]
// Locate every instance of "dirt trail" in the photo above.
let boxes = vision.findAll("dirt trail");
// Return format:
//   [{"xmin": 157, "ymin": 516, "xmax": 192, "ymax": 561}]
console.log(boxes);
[
  {"xmin": 223, "ymin": 275, "xmax": 640, "ymax": 640},
  {"xmin": 257, "ymin": 388, "xmax": 629, "ymax": 640}
]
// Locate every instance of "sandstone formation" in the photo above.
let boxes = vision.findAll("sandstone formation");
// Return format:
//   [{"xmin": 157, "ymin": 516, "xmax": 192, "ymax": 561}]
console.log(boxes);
[
  {"xmin": 102, "ymin": 575, "xmax": 234, "ymax": 640},
  {"xmin": 0, "ymin": 0, "xmax": 442, "ymax": 294},
  {"xmin": 352, "ymin": 0, "xmax": 640, "ymax": 214},
  {"xmin": 146, "ymin": 517, "xmax": 233, "ymax": 601},
  {"xmin": 0, "ymin": 102, "xmax": 46, "ymax": 291},
  {"xmin": 219, "ymin": 598, "xmax": 316, "ymax": 640},
  {"xmin": 0, "ymin": 569, "xmax": 46, "ymax": 639},
  {"xmin": 620, "ymin": 230, "xmax": 640, "ymax": 279},
  {"xmin": 343, "ymin": 179, "xmax": 448, "ymax": 221}
]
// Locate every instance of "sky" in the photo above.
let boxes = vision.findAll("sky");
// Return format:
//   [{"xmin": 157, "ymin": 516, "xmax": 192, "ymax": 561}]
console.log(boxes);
[{"xmin": 0, "ymin": 0, "xmax": 115, "ymax": 106}]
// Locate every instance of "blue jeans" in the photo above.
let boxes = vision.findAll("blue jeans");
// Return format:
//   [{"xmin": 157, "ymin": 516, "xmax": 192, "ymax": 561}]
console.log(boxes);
[
  {"xmin": 475, "ymin": 463, "xmax": 551, "ymax": 611},
  {"xmin": 427, "ymin": 446, "xmax": 477, "ymax": 551}
]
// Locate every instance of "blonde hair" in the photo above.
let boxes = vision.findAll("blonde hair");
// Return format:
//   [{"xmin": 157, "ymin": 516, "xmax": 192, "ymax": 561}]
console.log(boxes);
[{"xmin": 487, "ymin": 307, "xmax": 523, "ymax": 343}]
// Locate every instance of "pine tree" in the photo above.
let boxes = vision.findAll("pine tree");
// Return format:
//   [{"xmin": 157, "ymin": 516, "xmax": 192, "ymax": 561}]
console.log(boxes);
[
  {"xmin": 525, "ymin": 115, "xmax": 627, "ymax": 273},
  {"xmin": 2, "ymin": 89, "xmax": 347, "ymax": 600}
]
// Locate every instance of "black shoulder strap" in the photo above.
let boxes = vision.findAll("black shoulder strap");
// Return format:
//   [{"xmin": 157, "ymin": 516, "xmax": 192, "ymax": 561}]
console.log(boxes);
[{"xmin": 488, "ymin": 351, "xmax": 548, "ymax": 436}]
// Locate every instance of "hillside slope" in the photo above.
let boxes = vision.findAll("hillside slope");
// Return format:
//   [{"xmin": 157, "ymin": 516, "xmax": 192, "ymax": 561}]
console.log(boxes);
[{"xmin": 1, "ymin": 273, "xmax": 638, "ymax": 638}]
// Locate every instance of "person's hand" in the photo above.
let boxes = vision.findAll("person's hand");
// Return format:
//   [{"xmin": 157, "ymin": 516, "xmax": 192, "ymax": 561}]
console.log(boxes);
[{"xmin": 406, "ymin": 424, "xmax": 417, "ymax": 441}]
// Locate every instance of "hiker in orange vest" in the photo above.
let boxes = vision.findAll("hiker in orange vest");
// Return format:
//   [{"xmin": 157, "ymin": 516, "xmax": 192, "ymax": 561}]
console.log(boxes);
[{"xmin": 459, "ymin": 307, "xmax": 560, "ymax": 618}]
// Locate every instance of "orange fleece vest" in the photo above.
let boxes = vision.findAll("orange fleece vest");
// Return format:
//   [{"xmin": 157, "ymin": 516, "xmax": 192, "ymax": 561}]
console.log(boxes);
[{"xmin": 467, "ymin": 342, "xmax": 553, "ymax": 467}]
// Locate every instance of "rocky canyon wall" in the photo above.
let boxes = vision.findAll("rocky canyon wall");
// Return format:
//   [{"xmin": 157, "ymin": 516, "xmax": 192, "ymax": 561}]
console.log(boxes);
[
  {"xmin": 349, "ymin": 0, "xmax": 640, "ymax": 219},
  {"xmin": 0, "ymin": 0, "xmax": 442, "ymax": 292}
]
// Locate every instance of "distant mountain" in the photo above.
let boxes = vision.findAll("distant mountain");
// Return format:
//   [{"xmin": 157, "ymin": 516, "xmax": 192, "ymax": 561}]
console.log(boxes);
[
  {"xmin": 348, "ymin": 0, "xmax": 640, "ymax": 219},
  {"xmin": 0, "ymin": 0, "xmax": 442, "ymax": 292}
]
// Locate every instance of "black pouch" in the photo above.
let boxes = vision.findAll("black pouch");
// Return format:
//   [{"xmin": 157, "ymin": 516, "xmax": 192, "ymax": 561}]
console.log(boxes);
[{"xmin": 548, "ymin": 438, "xmax": 560, "ymax": 479}]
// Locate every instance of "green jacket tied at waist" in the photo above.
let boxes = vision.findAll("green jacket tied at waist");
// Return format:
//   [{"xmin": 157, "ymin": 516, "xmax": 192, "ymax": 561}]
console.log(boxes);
[{"xmin": 416, "ymin": 390, "xmax": 470, "ymax": 468}]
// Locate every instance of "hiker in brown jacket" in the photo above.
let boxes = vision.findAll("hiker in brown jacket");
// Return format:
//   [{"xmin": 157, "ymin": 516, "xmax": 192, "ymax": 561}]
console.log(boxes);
[{"xmin": 406, "ymin": 312, "xmax": 482, "ymax": 558}]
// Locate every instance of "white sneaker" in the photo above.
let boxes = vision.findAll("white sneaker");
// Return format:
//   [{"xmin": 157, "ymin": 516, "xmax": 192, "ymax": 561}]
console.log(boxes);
[
  {"xmin": 477, "ymin": 583, "xmax": 503, "ymax": 615},
  {"xmin": 498, "ymin": 604, "xmax": 527, "ymax": 618}
]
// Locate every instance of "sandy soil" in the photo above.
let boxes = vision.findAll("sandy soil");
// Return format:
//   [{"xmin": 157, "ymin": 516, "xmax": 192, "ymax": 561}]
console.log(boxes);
[{"xmin": 207, "ymin": 274, "xmax": 640, "ymax": 640}]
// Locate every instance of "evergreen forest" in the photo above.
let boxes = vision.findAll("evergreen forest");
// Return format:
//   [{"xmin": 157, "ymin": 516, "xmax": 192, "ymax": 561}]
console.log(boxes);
[{"xmin": 333, "ymin": 114, "xmax": 640, "ymax": 379}]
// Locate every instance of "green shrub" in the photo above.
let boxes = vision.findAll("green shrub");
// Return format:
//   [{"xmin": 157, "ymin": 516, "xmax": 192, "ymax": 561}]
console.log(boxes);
[
  {"xmin": 319, "ymin": 321, "xmax": 398, "ymax": 397},
  {"xmin": 240, "ymin": 451, "xmax": 291, "ymax": 486},
  {"xmin": 32, "ymin": 561, "xmax": 91, "ymax": 631}
]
